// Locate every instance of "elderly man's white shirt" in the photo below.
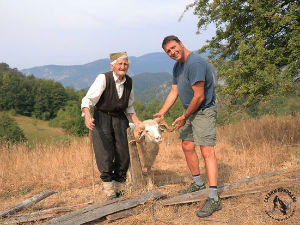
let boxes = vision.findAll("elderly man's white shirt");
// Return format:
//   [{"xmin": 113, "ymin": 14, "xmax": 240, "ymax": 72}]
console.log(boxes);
[{"xmin": 81, "ymin": 72, "xmax": 135, "ymax": 116}]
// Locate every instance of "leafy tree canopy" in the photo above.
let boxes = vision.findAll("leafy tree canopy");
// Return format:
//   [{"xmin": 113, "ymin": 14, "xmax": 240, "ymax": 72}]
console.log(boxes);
[
  {"xmin": 0, "ymin": 63, "xmax": 67, "ymax": 120},
  {"xmin": 186, "ymin": 0, "xmax": 300, "ymax": 108}
]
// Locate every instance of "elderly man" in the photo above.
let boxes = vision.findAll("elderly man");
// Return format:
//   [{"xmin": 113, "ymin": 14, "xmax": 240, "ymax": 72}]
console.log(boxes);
[
  {"xmin": 154, "ymin": 35, "xmax": 221, "ymax": 218},
  {"xmin": 81, "ymin": 51, "xmax": 140, "ymax": 199}
]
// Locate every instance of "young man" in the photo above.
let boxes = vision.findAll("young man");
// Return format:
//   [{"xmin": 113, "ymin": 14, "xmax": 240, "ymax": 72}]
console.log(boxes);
[
  {"xmin": 81, "ymin": 51, "xmax": 140, "ymax": 199},
  {"xmin": 154, "ymin": 35, "xmax": 221, "ymax": 217}
]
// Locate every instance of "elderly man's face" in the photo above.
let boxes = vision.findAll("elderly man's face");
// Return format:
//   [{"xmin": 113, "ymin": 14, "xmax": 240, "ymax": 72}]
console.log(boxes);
[{"xmin": 110, "ymin": 58, "xmax": 129, "ymax": 79}]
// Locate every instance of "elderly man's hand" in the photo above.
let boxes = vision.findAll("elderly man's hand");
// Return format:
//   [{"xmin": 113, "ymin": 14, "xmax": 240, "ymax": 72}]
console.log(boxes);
[{"xmin": 85, "ymin": 115, "xmax": 95, "ymax": 130}]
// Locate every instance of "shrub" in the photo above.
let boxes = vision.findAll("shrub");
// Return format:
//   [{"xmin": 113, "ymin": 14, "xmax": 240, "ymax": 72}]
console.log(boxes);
[{"xmin": 0, "ymin": 113, "xmax": 27, "ymax": 144}]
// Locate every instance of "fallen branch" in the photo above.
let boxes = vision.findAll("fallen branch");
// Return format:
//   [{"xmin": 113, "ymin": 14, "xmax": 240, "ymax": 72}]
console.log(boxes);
[{"xmin": 0, "ymin": 190, "xmax": 56, "ymax": 218}]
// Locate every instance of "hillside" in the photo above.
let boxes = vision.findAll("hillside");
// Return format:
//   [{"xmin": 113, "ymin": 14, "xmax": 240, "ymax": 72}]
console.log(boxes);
[{"xmin": 11, "ymin": 115, "xmax": 73, "ymax": 145}]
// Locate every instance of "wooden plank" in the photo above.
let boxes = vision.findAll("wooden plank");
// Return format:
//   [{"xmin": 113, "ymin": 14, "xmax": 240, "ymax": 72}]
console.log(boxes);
[
  {"xmin": 126, "ymin": 128, "xmax": 146, "ymax": 188},
  {"xmin": 218, "ymin": 169, "xmax": 287, "ymax": 192},
  {"xmin": 41, "ymin": 198, "xmax": 120, "ymax": 225},
  {"xmin": 221, "ymin": 179, "xmax": 300, "ymax": 199},
  {"xmin": 11, "ymin": 201, "xmax": 93, "ymax": 217},
  {"xmin": 160, "ymin": 169, "xmax": 287, "ymax": 206},
  {"xmin": 42, "ymin": 189, "xmax": 166, "ymax": 225},
  {"xmin": 106, "ymin": 207, "xmax": 143, "ymax": 222},
  {"xmin": 4, "ymin": 214, "xmax": 55, "ymax": 224},
  {"xmin": 0, "ymin": 190, "xmax": 56, "ymax": 218}
]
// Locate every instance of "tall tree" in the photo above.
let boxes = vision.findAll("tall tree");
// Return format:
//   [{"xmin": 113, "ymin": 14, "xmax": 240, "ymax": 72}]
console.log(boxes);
[{"xmin": 186, "ymin": 0, "xmax": 300, "ymax": 108}]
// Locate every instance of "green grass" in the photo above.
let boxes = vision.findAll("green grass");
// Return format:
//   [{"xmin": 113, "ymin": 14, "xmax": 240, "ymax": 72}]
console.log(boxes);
[{"xmin": 11, "ymin": 115, "xmax": 74, "ymax": 145}]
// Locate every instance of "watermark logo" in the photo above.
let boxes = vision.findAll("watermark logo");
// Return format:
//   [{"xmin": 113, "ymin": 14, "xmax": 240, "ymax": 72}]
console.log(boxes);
[{"xmin": 264, "ymin": 187, "xmax": 297, "ymax": 221}]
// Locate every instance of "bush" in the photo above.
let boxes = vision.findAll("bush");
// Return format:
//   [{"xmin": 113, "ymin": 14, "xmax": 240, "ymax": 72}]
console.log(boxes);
[
  {"xmin": 0, "ymin": 113, "xmax": 27, "ymax": 143},
  {"xmin": 49, "ymin": 100, "xmax": 88, "ymax": 136}
]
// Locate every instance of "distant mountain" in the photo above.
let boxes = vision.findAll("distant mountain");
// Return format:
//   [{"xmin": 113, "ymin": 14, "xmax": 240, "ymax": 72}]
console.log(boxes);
[
  {"xmin": 21, "ymin": 51, "xmax": 210, "ymax": 90},
  {"xmin": 137, "ymin": 79, "xmax": 172, "ymax": 103},
  {"xmin": 131, "ymin": 72, "xmax": 172, "ymax": 97},
  {"xmin": 21, "ymin": 52, "xmax": 174, "ymax": 90}
]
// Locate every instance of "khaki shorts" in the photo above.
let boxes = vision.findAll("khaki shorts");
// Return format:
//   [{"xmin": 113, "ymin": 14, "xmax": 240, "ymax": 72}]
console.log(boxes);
[{"xmin": 179, "ymin": 103, "xmax": 217, "ymax": 146}]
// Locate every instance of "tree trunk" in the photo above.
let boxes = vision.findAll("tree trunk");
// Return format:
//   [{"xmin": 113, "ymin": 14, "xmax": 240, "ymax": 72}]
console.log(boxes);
[{"xmin": 126, "ymin": 128, "xmax": 146, "ymax": 188}]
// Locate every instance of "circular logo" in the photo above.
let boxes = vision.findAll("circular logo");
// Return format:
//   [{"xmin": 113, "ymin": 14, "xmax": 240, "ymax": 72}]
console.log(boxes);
[{"xmin": 264, "ymin": 187, "xmax": 297, "ymax": 221}]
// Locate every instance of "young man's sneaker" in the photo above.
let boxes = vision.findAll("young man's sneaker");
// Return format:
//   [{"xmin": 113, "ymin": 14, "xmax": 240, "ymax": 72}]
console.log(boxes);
[
  {"xmin": 196, "ymin": 196, "xmax": 222, "ymax": 218},
  {"xmin": 178, "ymin": 182, "xmax": 206, "ymax": 194}
]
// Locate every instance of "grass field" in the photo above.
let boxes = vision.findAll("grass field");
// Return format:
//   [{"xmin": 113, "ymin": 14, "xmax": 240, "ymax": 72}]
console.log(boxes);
[
  {"xmin": 0, "ymin": 115, "xmax": 299, "ymax": 224},
  {"xmin": 11, "ymin": 115, "xmax": 74, "ymax": 145}
]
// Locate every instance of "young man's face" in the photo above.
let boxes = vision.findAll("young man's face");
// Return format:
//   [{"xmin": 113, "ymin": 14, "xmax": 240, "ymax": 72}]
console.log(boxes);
[
  {"xmin": 110, "ymin": 58, "xmax": 129, "ymax": 78},
  {"xmin": 163, "ymin": 40, "xmax": 185, "ymax": 62}
]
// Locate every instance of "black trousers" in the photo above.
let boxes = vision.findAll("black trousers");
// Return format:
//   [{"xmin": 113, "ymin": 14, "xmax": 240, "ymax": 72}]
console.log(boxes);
[{"xmin": 92, "ymin": 111, "xmax": 130, "ymax": 183}]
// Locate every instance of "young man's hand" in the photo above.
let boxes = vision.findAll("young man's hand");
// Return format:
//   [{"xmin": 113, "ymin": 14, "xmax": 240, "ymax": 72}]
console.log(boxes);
[
  {"xmin": 153, "ymin": 112, "xmax": 164, "ymax": 119},
  {"xmin": 172, "ymin": 115, "xmax": 186, "ymax": 129}
]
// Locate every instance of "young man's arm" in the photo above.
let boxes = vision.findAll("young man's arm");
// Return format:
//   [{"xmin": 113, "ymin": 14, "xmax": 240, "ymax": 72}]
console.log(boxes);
[
  {"xmin": 183, "ymin": 81, "xmax": 205, "ymax": 118},
  {"xmin": 172, "ymin": 81, "xmax": 205, "ymax": 129},
  {"xmin": 154, "ymin": 84, "xmax": 178, "ymax": 118}
]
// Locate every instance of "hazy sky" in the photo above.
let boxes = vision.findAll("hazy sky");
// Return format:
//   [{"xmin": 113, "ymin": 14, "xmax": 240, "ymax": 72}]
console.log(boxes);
[{"xmin": 0, "ymin": 0, "xmax": 216, "ymax": 70}]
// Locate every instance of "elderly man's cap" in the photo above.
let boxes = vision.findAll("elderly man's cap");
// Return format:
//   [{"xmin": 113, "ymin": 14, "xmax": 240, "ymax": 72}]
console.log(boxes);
[{"xmin": 110, "ymin": 51, "xmax": 128, "ymax": 62}]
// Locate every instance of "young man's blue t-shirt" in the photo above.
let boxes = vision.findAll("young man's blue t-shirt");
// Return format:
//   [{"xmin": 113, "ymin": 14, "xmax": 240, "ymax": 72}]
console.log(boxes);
[{"xmin": 173, "ymin": 52, "xmax": 216, "ymax": 110}]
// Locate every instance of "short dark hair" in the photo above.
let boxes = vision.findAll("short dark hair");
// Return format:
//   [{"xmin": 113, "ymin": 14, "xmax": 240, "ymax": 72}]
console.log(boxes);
[{"xmin": 162, "ymin": 35, "xmax": 181, "ymax": 49}]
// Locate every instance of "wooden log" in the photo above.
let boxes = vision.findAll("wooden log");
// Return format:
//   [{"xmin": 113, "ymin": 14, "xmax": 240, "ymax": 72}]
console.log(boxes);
[
  {"xmin": 126, "ymin": 128, "xmax": 146, "ymax": 188},
  {"xmin": 160, "ymin": 169, "xmax": 287, "ymax": 206},
  {"xmin": 0, "ymin": 190, "xmax": 56, "ymax": 218},
  {"xmin": 42, "ymin": 189, "xmax": 166, "ymax": 225}
]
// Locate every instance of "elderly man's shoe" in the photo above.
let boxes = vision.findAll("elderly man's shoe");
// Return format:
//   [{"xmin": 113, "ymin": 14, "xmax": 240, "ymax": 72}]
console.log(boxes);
[
  {"xmin": 114, "ymin": 181, "xmax": 126, "ymax": 197},
  {"xmin": 102, "ymin": 181, "xmax": 116, "ymax": 200}
]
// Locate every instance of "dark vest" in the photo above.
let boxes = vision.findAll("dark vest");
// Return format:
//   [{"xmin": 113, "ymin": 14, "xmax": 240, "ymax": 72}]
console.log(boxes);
[{"xmin": 95, "ymin": 71, "xmax": 132, "ymax": 115}]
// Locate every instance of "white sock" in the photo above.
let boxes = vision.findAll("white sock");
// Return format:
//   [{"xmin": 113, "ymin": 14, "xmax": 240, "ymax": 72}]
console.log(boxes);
[
  {"xmin": 192, "ymin": 174, "xmax": 204, "ymax": 186},
  {"xmin": 209, "ymin": 186, "xmax": 218, "ymax": 200}
]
